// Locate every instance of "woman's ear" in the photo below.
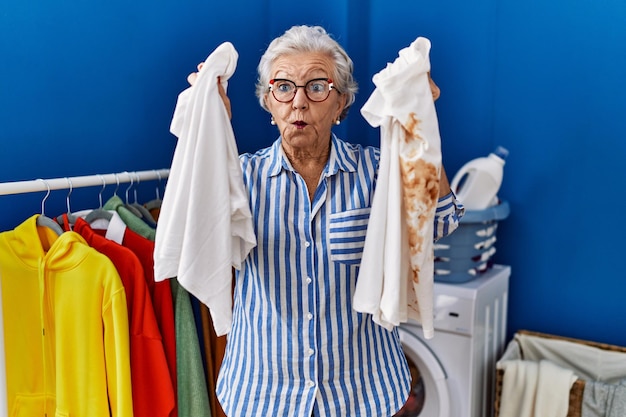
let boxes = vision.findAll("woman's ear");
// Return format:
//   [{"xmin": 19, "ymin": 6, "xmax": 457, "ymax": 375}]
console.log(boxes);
[
  {"xmin": 263, "ymin": 94, "xmax": 272, "ymax": 111},
  {"xmin": 335, "ymin": 95, "xmax": 347, "ymax": 121}
]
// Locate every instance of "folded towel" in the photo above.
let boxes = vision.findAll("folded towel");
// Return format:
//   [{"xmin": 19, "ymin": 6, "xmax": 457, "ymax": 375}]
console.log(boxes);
[{"xmin": 497, "ymin": 359, "xmax": 578, "ymax": 417}]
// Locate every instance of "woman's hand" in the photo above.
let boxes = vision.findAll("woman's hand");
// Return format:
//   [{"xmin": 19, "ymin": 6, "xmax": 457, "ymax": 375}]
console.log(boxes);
[
  {"xmin": 187, "ymin": 62, "xmax": 232, "ymax": 119},
  {"xmin": 217, "ymin": 77, "xmax": 232, "ymax": 120},
  {"xmin": 428, "ymin": 72, "xmax": 440, "ymax": 102},
  {"xmin": 187, "ymin": 62, "xmax": 203, "ymax": 86},
  {"xmin": 427, "ymin": 72, "xmax": 448, "ymax": 196}
]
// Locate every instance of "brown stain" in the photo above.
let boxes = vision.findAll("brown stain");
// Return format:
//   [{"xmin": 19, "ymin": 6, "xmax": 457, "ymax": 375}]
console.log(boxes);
[
  {"xmin": 403, "ymin": 113, "xmax": 423, "ymax": 143},
  {"xmin": 400, "ymin": 112, "xmax": 440, "ymax": 284},
  {"xmin": 408, "ymin": 298, "xmax": 420, "ymax": 315}
]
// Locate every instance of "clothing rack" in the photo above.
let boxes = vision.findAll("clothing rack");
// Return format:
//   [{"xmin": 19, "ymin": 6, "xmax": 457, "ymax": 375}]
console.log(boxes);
[{"xmin": 0, "ymin": 169, "xmax": 170, "ymax": 196}]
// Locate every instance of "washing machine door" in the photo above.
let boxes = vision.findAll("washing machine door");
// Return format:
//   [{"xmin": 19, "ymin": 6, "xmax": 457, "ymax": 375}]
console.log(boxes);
[{"xmin": 395, "ymin": 324, "xmax": 451, "ymax": 417}]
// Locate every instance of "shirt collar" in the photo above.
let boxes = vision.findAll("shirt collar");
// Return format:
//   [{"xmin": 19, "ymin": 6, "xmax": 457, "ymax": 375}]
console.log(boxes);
[{"xmin": 267, "ymin": 134, "xmax": 359, "ymax": 178}]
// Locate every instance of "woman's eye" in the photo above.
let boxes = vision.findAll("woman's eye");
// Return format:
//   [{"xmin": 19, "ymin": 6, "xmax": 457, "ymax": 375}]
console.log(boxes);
[
  {"xmin": 309, "ymin": 83, "xmax": 325, "ymax": 92},
  {"xmin": 277, "ymin": 83, "xmax": 293, "ymax": 92}
]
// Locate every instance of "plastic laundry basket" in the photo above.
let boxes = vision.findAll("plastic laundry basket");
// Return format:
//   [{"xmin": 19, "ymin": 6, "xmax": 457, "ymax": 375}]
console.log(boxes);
[{"xmin": 434, "ymin": 200, "xmax": 510, "ymax": 283}]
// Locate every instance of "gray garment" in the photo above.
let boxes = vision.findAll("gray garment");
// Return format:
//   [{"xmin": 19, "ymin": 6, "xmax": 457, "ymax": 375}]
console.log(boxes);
[{"xmin": 582, "ymin": 378, "xmax": 626, "ymax": 417}]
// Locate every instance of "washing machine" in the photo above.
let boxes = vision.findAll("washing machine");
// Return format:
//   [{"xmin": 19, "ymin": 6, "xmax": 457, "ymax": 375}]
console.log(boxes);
[{"xmin": 394, "ymin": 265, "xmax": 510, "ymax": 417}]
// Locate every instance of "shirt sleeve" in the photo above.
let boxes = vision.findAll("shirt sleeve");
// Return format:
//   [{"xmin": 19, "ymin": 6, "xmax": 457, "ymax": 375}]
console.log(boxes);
[{"xmin": 434, "ymin": 191, "xmax": 465, "ymax": 241}]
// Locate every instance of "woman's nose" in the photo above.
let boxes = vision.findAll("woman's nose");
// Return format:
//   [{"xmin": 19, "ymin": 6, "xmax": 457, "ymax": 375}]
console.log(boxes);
[{"xmin": 291, "ymin": 87, "xmax": 309, "ymax": 109}]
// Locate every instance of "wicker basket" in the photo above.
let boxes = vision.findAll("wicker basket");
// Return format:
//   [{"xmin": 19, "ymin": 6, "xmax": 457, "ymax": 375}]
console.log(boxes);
[{"xmin": 494, "ymin": 330, "xmax": 626, "ymax": 417}]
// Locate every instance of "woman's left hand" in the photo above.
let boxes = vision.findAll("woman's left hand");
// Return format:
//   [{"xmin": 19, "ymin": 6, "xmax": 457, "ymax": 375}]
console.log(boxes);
[{"xmin": 187, "ymin": 62, "xmax": 232, "ymax": 120}]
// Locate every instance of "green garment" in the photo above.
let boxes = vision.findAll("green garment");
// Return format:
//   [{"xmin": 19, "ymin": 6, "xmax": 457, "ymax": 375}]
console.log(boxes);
[
  {"xmin": 104, "ymin": 195, "xmax": 156, "ymax": 241},
  {"xmin": 171, "ymin": 278, "xmax": 212, "ymax": 417}
]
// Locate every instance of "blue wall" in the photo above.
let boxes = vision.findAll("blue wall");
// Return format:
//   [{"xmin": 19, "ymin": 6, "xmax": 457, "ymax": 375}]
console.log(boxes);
[{"xmin": 2, "ymin": 0, "xmax": 625, "ymax": 346}]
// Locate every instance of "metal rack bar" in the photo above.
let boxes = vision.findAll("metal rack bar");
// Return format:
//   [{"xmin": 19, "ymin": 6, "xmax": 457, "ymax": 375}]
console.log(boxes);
[{"xmin": 0, "ymin": 169, "xmax": 170, "ymax": 196}]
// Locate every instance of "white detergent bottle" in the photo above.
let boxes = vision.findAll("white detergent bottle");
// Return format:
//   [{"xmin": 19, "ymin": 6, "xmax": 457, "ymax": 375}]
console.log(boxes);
[{"xmin": 450, "ymin": 146, "xmax": 509, "ymax": 210}]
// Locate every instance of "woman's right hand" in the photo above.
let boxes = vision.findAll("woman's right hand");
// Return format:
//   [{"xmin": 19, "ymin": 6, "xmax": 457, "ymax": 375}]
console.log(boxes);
[
  {"xmin": 187, "ymin": 62, "xmax": 204, "ymax": 86},
  {"xmin": 187, "ymin": 62, "xmax": 232, "ymax": 119}
]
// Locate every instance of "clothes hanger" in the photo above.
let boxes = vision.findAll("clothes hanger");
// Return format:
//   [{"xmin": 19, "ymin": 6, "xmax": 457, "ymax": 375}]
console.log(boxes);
[
  {"xmin": 56, "ymin": 178, "xmax": 78, "ymax": 229},
  {"xmin": 113, "ymin": 172, "xmax": 121, "ymax": 198},
  {"xmin": 128, "ymin": 172, "xmax": 157, "ymax": 227},
  {"xmin": 84, "ymin": 174, "xmax": 113, "ymax": 224},
  {"xmin": 144, "ymin": 169, "xmax": 163, "ymax": 210},
  {"xmin": 102, "ymin": 172, "xmax": 123, "ymax": 207},
  {"xmin": 123, "ymin": 173, "xmax": 144, "ymax": 218},
  {"xmin": 35, "ymin": 179, "xmax": 64, "ymax": 236}
]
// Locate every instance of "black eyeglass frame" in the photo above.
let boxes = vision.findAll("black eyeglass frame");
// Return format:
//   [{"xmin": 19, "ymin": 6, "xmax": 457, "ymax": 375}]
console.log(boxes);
[{"xmin": 268, "ymin": 78, "xmax": 338, "ymax": 103}]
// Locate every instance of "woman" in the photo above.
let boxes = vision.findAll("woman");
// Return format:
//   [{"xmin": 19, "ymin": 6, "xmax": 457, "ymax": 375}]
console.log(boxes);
[{"xmin": 191, "ymin": 25, "xmax": 463, "ymax": 417}]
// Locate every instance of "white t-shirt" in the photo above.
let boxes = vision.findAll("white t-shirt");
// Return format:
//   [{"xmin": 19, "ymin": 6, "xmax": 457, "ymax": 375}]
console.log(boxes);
[
  {"xmin": 154, "ymin": 42, "xmax": 256, "ymax": 336},
  {"xmin": 355, "ymin": 37, "xmax": 441, "ymax": 338}
]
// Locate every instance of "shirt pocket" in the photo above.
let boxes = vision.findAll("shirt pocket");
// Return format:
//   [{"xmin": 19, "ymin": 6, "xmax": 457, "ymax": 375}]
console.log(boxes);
[{"xmin": 328, "ymin": 207, "xmax": 371, "ymax": 265}]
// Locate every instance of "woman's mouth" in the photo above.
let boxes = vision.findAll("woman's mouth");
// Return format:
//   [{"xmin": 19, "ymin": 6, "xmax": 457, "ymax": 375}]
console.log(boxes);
[{"xmin": 293, "ymin": 121, "xmax": 308, "ymax": 129}]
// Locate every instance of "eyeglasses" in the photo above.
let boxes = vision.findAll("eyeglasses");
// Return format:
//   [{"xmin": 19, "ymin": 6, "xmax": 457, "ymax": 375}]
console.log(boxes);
[{"xmin": 268, "ymin": 78, "xmax": 337, "ymax": 103}]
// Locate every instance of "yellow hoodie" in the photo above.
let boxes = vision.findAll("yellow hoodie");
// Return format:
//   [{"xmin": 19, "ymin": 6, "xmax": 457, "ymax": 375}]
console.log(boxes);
[{"xmin": 0, "ymin": 214, "xmax": 133, "ymax": 416}]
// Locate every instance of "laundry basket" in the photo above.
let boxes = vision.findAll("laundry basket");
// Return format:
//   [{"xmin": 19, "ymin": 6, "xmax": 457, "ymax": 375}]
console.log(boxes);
[
  {"xmin": 494, "ymin": 330, "xmax": 626, "ymax": 417},
  {"xmin": 434, "ymin": 200, "xmax": 510, "ymax": 283}
]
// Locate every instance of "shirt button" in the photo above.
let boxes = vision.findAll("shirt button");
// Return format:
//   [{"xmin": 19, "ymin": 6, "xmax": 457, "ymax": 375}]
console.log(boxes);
[
  {"xmin": 306, "ymin": 277, "xmax": 312, "ymax": 284},
  {"xmin": 305, "ymin": 241, "xmax": 311, "ymax": 247},
  {"xmin": 307, "ymin": 312, "xmax": 313, "ymax": 320},
  {"xmin": 306, "ymin": 380, "xmax": 314, "ymax": 387},
  {"xmin": 308, "ymin": 348, "xmax": 314, "ymax": 356}
]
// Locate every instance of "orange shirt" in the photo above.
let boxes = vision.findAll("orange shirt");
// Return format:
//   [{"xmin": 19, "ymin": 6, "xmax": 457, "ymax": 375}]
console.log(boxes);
[
  {"xmin": 91, "ymin": 221, "xmax": 179, "ymax": 417},
  {"xmin": 74, "ymin": 218, "xmax": 175, "ymax": 417}
]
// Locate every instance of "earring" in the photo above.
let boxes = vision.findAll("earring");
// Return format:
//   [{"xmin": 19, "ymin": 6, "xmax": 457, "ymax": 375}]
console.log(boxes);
[
  {"xmin": 270, "ymin": 117, "xmax": 276, "ymax": 125},
  {"xmin": 335, "ymin": 118, "xmax": 341, "ymax": 125}
]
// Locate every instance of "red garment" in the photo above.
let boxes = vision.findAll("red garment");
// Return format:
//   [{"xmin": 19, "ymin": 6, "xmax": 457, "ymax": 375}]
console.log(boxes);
[
  {"xmin": 74, "ymin": 218, "xmax": 175, "ymax": 417},
  {"xmin": 116, "ymin": 226, "xmax": 178, "ymax": 417}
]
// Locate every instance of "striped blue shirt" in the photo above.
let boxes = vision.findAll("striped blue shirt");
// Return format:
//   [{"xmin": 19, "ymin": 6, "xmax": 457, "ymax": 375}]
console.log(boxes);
[{"xmin": 216, "ymin": 134, "xmax": 463, "ymax": 417}]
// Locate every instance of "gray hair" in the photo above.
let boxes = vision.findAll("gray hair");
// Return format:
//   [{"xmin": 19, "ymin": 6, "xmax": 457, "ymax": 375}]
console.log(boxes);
[{"xmin": 255, "ymin": 25, "xmax": 358, "ymax": 121}]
